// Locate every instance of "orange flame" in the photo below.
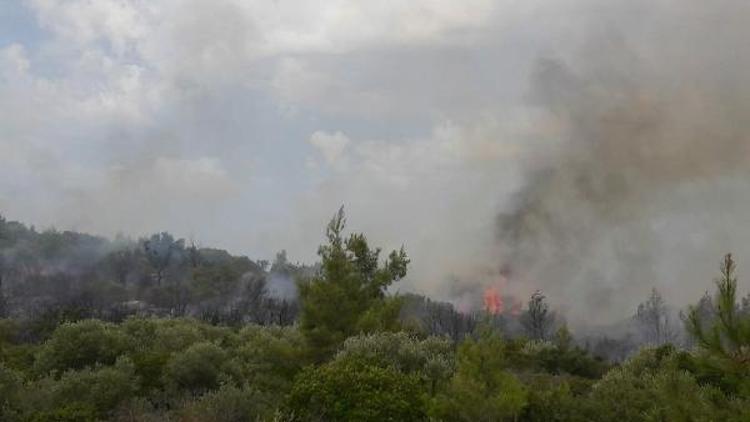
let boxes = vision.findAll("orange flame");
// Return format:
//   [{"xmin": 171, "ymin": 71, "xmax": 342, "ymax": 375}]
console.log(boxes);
[{"xmin": 484, "ymin": 286, "xmax": 504, "ymax": 315}]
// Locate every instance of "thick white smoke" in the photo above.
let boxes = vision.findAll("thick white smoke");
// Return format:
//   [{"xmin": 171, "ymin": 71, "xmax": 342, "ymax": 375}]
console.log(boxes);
[{"xmin": 495, "ymin": 0, "xmax": 750, "ymax": 324}]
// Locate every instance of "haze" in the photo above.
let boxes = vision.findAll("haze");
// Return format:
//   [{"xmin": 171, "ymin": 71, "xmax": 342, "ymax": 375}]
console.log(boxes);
[{"xmin": 2, "ymin": 0, "xmax": 750, "ymax": 324}]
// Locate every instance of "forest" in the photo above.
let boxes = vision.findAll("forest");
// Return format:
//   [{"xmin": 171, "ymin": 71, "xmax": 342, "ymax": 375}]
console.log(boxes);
[{"xmin": 1, "ymin": 209, "xmax": 749, "ymax": 421}]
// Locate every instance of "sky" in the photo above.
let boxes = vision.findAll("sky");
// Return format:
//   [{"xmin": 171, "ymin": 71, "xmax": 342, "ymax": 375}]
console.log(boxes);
[
  {"xmin": 3, "ymin": 0, "xmax": 750, "ymax": 322},
  {"xmin": 0, "ymin": 0, "xmax": 547, "ymax": 283}
]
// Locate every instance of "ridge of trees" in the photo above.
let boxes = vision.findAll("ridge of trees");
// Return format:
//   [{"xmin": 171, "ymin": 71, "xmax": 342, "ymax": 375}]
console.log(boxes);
[{"xmin": 1, "ymin": 210, "xmax": 750, "ymax": 420}]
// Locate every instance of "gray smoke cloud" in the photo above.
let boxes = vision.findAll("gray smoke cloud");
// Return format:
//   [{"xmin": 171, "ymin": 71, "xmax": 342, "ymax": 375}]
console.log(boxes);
[
  {"xmin": 495, "ymin": 0, "xmax": 750, "ymax": 324},
  {"xmin": 4, "ymin": 0, "xmax": 750, "ymax": 326}
]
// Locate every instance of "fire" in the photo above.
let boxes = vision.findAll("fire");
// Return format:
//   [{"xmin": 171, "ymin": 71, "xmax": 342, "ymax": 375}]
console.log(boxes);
[
  {"xmin": 484, "ymin": 286, "xmax": 503, "ymax": 315},
  {"xmin": 482, "ymin": 272, "xmax": 523, "ymax": 317}
]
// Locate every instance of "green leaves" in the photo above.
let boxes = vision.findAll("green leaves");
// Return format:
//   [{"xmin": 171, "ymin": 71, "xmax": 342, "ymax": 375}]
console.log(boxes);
[
  {"xmin": 430, "ymin": 329, "xmax": 528, "ymax": 421},
  {"xmin": 298, "ymin": 207, "xmax": 409, "ymax": 361},
  {"xmin": 587, "ymin": 346, "xmax": 738, "ymax": 422},
  {"xmin": 686, "ymin": 254, "xmax": 750, "ymax": 393},
  {"xmin": 164, "ymin": 342, "xmax": 232, "ymax": 394},
  {"xmin": 34, "ymin": 319, "xmax": 129, "ymax": 375},
  {"xmin": 24, "ymin": 357, "xmax": 139, "ymax": 420},
  {"xmin": 288, "ymin": 359, "xmax": 426, "ymax": 421}
]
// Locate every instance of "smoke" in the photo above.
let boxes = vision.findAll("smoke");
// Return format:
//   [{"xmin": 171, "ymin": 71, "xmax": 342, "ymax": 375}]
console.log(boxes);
[
  {"xmin": 266, "ymin": 272, "xmax": 298, "ymax": 300},
  {"xmin": 495, "ymin": 0, "xmax": 750, "ymax": 324},
  {"xmin": 5, "ymin": 0, "xmax": 750, "ymax": 327}
]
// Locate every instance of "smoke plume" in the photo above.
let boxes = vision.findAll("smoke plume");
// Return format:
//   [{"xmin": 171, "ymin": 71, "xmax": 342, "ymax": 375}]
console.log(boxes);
[{"xmin": 495, "ymin": 0, "xmax": 750, "ymax": 324}]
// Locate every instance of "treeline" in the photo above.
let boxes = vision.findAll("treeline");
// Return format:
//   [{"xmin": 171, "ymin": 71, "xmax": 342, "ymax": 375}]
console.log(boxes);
[
  {"xmin": 0, "ymin": 215, "xmax": 315, "ymax": 338},
  {"xmin": 1, "ymin": 210, "xmax": 750, "ymax": 420}
]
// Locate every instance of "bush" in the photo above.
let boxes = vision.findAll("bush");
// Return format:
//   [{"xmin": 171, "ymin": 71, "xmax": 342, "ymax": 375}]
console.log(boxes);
[
  {"xmin": 520, "ymin": 375, "xmax": 591, "ymax": 422},
  {"xmin": 164, "ymin": 342, "xmax": 234, "ymax": 394},
  {"xmin": 28, "ymin": 403, "xmax": 98, "ymax": 422},
  {"xmin": 334, "ymin": 332, "xmax": 454, "ymax": 395},
  {"xmin": 586, "ymin": 346, "xmax": 735, "ymax": 421},
  {"xmin": 25, "ymin": 358, "xmax": 138, "ymax": 419},
  {"xmin": 34, "ymin": 319, "xmax": 129, "ymax": 374},
  {"xmin": 288, "ymin": 360, "xmax": 426, "ymax": 421},
  {"xmin": 236, "ymin": 325, "xmax": 306, "ymax": 395},
  {"xmin": 429, "ymin": 329, "xmax": 527, "ymax": 421},
  {"xmin": 177, "ymin": 384, "xmax": 272, "ymax": 422},
  {"xmin": 0, "ymin": 363, "xmax": 22, "ymax": 421}
]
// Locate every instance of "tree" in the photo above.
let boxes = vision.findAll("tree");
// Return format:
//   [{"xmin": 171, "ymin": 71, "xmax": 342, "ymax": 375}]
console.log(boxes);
[
  {"xmin": 163, "ymin": 342, "xmax": 235, "ymax": 394},
  {"xmin": 686, "ymin": 253, "xmax": 750, "ymax": 393},
  {"xmin": 24, "ymin": 358, "xmax": 138, "ymax": 420},
  {"xmin": 102, "ymin": 249, "xmax": 137, "ymax": 286},
  {"xmin": 187, "ymin": 239, "xmax": 201, "ymax": 268},
  {"xmin": 0, "ymin": 268, "xmax": 7, "ymax": 319},
  {"xmin": 177, "ymin": 384, "xmax": 272, "ymax": 422},
  {"xmin": 34, "ymin": 319, "xmax": 129, "ymax": 374},
  {"xmin": 235, "ymin": 325, "xmax": 306, "ymax": 396},
  {"xmin": 297, "ymin": 207, "xmax": 409, "ymax": 361},
  {"xmin": 634, "ymin": 288, "xmax": 674, "ymax": 345},
  {"xmin": 400, "ymin": 294, "xmax": 478, "ymax": 343},
  {"xmin": 531, "ymin": 326, "xmax": 608, "ymax": 379},
  {"xmin": 142, "ymin": 232, "xmax": 185, "ymax": 286},
  {"xmin": 0, "ymin": 363, "xmax": 22, "ymax": 420},
  {"xmin": 522, "ymin": 290, "xmax": 553, "ymax": 341},
  {"xmin": 429, "ymin": 328, "xmax": 527, "ymax": 421},
  {"xmin": 270, "ymin": 250, "xmax": 290, "ymax": 274},
  {"xmin": 586, "ymin": 345, "xmax": 736, "ymax": 422},
  {"xmin": 334, "ymin": 332, "xmax": 454, "ymax": 396},
  {"xmin": 554, "ymin": 324, "xmax": 573, "ymax": 352}
]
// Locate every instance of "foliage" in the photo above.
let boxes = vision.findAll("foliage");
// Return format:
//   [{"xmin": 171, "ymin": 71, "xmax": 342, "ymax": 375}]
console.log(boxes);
[
  {"xmin": 176, "ymin": 384, "xmax": 273, "ymax": 422},
  {"xmin": 586, "ymin": 345, "xmax": 743, "ymax": 421},
  {"xmin": 298, "ymin": 207, "xmax": 409, "ymax": 361},
  {"xmin": 0, "ymin": 362, "xmax": 22, "ymax": 420},
  {"xmin": 24, "ymin": 357, "xmax": 138, "ymax": 419},
  {"xmin": 34, "ymin": 319, "xmax": 130, "ymax": 374},
  {"xmin": 634, "ymin": 288, "xmax": 675, "ymax": 345},
  {"xmin": 521, "ymin": 290, "xmax": 554, "ymax": 341},
  {"xmin": 520, "ymin": 375, "xmax": 592, "ymax": 422},
  {"xmin": 686, "ymin": 253, "xmax": 750, "ymax": 395},
  {"xmin": 5, "ymin": 215, "xmax": 750, "ymax": 420},
  {"xmin": 236, "ymin": 324, "xmax": 307, "ymax": 396},
  {"xmin": 163, "ymin": 341, "xmax": 237, "ymax": 394},
  {"xmin": 399, "ymin": 293, "xmax": 478, "ymax": 342},
  {"xmin": 287, "ymin": 359, "xmax": 426, "ymax": 421},
  {"xmin": 430, "ymin": 328, "xmax": 528, "ymax": 421},
  {"xmin": 334, "ymin": 331, "xmax": 454, "ymax": 395}
]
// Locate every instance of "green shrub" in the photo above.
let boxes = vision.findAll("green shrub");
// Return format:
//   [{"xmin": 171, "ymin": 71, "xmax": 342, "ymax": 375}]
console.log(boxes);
[
  {"xmin": 178, "ymin": 384, "xmax": 272, "ymax": 422},
  {"xmin": 164, "ymin": 342, "xmax": 233, "ymax": 394},
  {"xmin": 25, "ymin": 358, "xmax": 138, "ymax": 419},
  {"xmin": 288, "ymin": 360, "xmax": 426, "ymax": 421},
  {"xmin": 34, "ymin": 319, "xmax": 129, "ymax": 374},
  {"xmin": 429, "ymin": 329, "xmax": 527, "ymax": 422}
]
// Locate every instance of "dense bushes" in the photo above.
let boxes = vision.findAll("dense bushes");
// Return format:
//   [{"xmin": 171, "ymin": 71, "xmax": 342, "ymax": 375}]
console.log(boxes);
[
  {"xmin": 0, "ymin": 317, "xmax": 298, "ymax": 421},
  {"xmin": 288, "ymin": 360, "xmax": 426, "ymax": 421},
  {"xmin": 33, "ymin": 319, "xmax": 129, "ymax": 374},
  {"xmin": 1, "ymin": 312, "xmax": 750, "ymax": 420},
  {"xmin": 3, "ymin": 211, "xmax": 750, "ymax": 420}
]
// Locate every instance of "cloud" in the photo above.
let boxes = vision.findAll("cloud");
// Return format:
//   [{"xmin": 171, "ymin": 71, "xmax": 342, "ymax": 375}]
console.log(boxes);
[
  {"xmin": 309, "ymin": 131, "xmax": 350, "ymax": 165},
  {"xmin": 280, "ymin": 119, "xmax": 529, "ymax": 298},
  {"xmin": 1, "ymin": 44, "xmax": 30, "ymax": 74},
  {"xmin": 3, "ymin": 0, "xmax": 750, "ymax": 326},
  {"xmin": 151, "ymin": 157, "xmax": 237, "ymax": 197}
]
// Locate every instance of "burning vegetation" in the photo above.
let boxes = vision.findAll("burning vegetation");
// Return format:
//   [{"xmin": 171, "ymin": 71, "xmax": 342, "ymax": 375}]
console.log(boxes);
[
  {"xmin": 2, "ymin": 211, "xmax": 750, "ymax": 421},
  {"xmin": 3, "ymin": 0, "xmax": 750, "ymax": 420}
]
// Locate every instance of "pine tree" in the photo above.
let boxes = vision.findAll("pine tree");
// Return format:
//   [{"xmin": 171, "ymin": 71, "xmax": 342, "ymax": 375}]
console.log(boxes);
[
  {"xmin": 634, "ymin": 288, "xmax": 674, "ymax": 345},
  {"xmin": 686, "ymin": 254, "xmax": 750, "ymax": 383},
  {"xmin": 298, "ymin": 207, "xmax": 409, "ymax": 361}
]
